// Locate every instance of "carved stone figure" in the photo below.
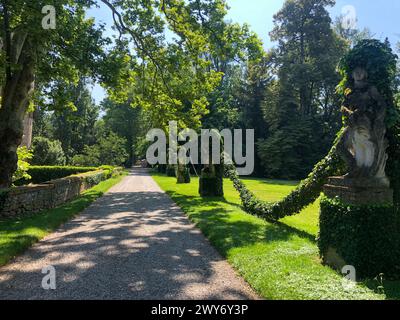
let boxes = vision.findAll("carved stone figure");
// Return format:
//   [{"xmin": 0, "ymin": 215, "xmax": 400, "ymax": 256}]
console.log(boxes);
[{"xmin": 337, "ymin": 67, "xmax": 390, "ymax": 187}]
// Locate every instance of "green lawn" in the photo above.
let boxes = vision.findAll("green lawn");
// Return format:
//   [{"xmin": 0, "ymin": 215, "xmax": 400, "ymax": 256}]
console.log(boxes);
[
  {"xmin": 153, "ymin": 173, "xmax": 400, "ymax": 300},
  {"xmin": 0, "ymin": 172, "xmax": 127, "ymax": 267}
]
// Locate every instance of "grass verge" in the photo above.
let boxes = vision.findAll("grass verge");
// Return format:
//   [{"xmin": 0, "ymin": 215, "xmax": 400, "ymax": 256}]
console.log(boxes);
[
  {"xmin": 0, "ymin": 172, "xmax": 127, "ymax": 267},
  {"xmin": 152, "ymin": 173, "xmax": 400, "ymax": 300}
]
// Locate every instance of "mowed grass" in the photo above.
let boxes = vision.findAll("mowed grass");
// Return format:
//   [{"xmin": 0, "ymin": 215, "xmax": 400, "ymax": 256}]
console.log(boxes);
[
  {"xmin": 0, "ymin": 172, "xmax": 127, "ymax": 267},
  {"xmin": 152, "ymin": 173, "xmax": 400, "ymax": 300}
]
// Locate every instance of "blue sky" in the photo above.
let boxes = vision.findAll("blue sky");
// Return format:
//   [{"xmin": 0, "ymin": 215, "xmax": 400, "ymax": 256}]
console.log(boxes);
[
  {"xmin": 89, "ymin": 0, "xmax": 400, "ymax": 103},
  {"xmin": 226, "ymin": 0, "xmax": 400, "ymax": 48}
]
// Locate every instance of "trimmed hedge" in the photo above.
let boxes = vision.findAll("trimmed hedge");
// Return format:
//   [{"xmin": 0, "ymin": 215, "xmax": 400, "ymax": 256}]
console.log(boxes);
[
  {"xmin": 318, "ymin": 196, "xmax": 400, "ymax": 279},
  {"xmin": 225, "ymin": 132, "xmax": 345, "ymax": 221},
  {"xmin": 200, "ymin": 164, "xmax": 224, "ymax": 197},
  {"xmin": 16, "ymin": 166, "xmax": 98, "ymax": 185}
]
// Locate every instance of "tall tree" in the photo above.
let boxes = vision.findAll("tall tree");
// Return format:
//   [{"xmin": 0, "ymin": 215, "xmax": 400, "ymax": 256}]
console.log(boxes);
[
  {"xmin": 258, "ymin": 0, "xmax": 347, "ymax": 179},
  {"xmin": 51, "ymin": 79, "xmax": 99, "ymax": 161},
  {"xmin": 333, "ymin": 15, "xmax": 374, "ymax": 47}
]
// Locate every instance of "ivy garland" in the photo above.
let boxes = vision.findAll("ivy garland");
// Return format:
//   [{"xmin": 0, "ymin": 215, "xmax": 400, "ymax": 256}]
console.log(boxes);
[{"xmin": 225, "ymin": 131, "xmax": 345, "ymax": 221}]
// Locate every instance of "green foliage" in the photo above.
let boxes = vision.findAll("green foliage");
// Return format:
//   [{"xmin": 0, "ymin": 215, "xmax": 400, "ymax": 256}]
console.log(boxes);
[
  {"xmin": 72, "ymin": 132, "xmax": 129, "ymax": 167},
  {"xmin": 83, "ymin": 170, "xmax": 109, "ymax": 188},
  {"xmin": 257, "ymin": 116, "xmax": 322, "ymax": 179},
  {"xmin": 166, "ymin": 165, "xmax": 177, "ymax": 177},
  {"xmin": 71, "ymin": 148, "xmax": 101, "ymax": 167},
  {"xmin": 176, "ymin": 166, "xmax": 191, "ymax": 184},
  {"xmin": 199, "ymin": 165, "xmax": 224, "ymax": 197},
  {"xmin": 12, "ymin": 147, "xmax": 33, "ymax": 184},
  {"xmin": 32, "ymin": 137, "xmax": 66, "ymax": 166},
  {"xmin": 51, "ymin": 79, "xmax": 100, "ymax": 161},
  {"xmin": 225, "ymin": 132, "xmax": 345, "ymax": 220},
  {"xmin": 20, "ymin": 166, "xmax": 98, "ymax": 184},
  {"xmin": 102, "ymin": 99, "xmax": 150, "ymax": 165},
  {"xmin": 258, "ymin": 0, "xmax": 346, "ymax": 179},
  {"xmin": 337, "ymin": 39, "xmax": 398, "ymax": 115},
  {"xmin": 333, "ymin": 16, "xmax": 374, "ymax": 47},
  {"xmin": 318, "ymin": 196, "xmax": 400, "ymax": 278},
  {"xmin": 179, "ymin": 171, "xmax": 191, "ymax": 184}
]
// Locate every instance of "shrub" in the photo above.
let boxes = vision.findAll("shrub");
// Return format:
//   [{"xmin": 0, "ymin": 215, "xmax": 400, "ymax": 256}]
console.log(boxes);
[
  {"xmin": 71, "ymin": 147, "xmax": 101, "ymax": 167},
  {"xmin": 318, "ymin": 196, "xmax": 400, "ymax": 279},
  {"xmin": 32, "ymin": 137, "xmax": 66, "ymax": 166},
  {"xmin": 12, "ymin": 147, "xmax": 33, "ymax": 184}
]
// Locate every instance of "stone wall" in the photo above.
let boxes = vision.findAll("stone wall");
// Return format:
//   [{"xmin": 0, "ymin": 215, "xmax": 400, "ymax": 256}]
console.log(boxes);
[{"xmin": 0, "ymin": 169, "xmax": 119, "ymax": 219}]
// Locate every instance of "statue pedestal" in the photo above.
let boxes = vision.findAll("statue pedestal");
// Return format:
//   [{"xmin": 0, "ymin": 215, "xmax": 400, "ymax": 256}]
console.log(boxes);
[
  {"xmin": 323, "ymin": 176, "xmax": 393, "ymax": 206},
  {"xmin": 319, "ymin": 177, "xmax": 399, "ymax": 278}
]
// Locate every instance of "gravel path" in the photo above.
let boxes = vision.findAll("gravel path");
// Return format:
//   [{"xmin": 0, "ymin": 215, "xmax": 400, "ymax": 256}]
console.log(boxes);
[{"xmin": 0, "ymin": 168, "xmax": 258, "ymax": 300}]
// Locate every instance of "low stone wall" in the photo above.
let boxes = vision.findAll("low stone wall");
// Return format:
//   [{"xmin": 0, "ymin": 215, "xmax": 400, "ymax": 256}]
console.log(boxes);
[{"xmin": 0, "ymin": 169, "xmax": 122, "ymax": 219}]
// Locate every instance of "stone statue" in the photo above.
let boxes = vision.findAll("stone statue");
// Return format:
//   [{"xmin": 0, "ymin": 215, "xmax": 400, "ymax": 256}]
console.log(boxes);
[{"xmin": 337, "ymin": 67, "xmax": 390, "ymax": 187}]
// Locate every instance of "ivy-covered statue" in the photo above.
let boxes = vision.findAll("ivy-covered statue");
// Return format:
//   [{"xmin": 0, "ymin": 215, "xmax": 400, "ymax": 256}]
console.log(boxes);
[
  {"xmin": 337, "ymin": 66, "xmax": 390, "ymax": 186},
  {"xmin": 176, "ymin": 146, "xmax": 191, "ymax": 184},
  {"xmin": 199, "ymin": 130, "xmax": 224, "ymax": 197}
]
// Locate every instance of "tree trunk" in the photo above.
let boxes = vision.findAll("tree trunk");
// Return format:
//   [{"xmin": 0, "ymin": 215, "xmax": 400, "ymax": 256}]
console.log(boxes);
[{"xmin": 0, "ymin": 34, "xmax": 35, "ymax": 188}]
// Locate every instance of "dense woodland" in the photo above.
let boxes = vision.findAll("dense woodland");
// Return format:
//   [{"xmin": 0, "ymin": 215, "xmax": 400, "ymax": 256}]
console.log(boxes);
[{"xmin": 1, "ymin": 0, "xmax": 399, "ymax": 187}]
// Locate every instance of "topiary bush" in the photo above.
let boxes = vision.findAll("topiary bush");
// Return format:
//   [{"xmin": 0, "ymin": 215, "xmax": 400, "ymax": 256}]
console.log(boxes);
[
  {"xmin": 166, "ymin": 165, "xmax": 176, "ymax": 177},
  {"xmin": 318, "ymin": 196, "xmax": 400, "ymax": 279},
  {"xmin": 157, "ymin": 164, "xmax": 167, "ymax": 174},
  {"xmin": 176, "ymin": 166, "xmax": 191, "ymax": 184},
  {"xmin": 199, "ymin": 164, "xmax": 224, "ymax": 197}
]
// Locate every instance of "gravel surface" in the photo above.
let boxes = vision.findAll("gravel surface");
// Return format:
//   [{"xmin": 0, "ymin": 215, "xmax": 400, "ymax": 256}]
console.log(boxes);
[{"xmin": 0, "ymin": 168, "xmax": 258, "ymax": 300}]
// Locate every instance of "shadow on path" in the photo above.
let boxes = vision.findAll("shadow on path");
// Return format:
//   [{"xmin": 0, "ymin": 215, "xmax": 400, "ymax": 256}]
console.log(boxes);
[{"xmin": 0, "ymin": 170, "xmax": 257, "ymax": 300}]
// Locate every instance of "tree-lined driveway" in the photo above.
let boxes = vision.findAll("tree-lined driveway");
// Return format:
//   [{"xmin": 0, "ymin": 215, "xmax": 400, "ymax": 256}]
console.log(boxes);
[{"xmin": 0, "ymin": 168, "xmax": 257, "ymax": 300}]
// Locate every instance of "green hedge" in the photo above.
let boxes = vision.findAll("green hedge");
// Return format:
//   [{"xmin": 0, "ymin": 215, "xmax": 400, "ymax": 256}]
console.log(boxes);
[
  {"xmin": 318, "ymin": 196, "xmax": 400, "ymax": 279},
  {"xmin": 83, "ymin": 170, "xmax": 110, "ymax": 188},
  {"xmin": 225, "ymin": 133, "xmax": 345, "ymax": 221},
  {"xmin": 16, "ymin": 166, "xmax": 99, "ymax": 185}
]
